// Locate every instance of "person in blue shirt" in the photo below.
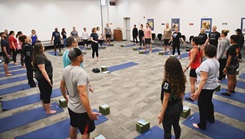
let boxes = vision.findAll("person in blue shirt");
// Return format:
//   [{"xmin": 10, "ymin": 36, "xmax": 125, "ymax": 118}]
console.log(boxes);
[
  {"xmin": 62, "ymin": 36, "xmax": 83, "ymax": 68},
  {"xmin": 51, "ymin": 28, "xmax": 62, "ymax": 55}
]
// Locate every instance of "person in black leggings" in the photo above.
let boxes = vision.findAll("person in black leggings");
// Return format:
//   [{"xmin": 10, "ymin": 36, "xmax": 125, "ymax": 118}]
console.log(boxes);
[
  {"xmin": 157, "ymin": 57, "xmax": 186, "ymax": 139},
  {"xmin": 90, "ymin": 28, "xmax": 99, "ymax": 62},
  {"xmin": 169, "ymin": 27, "xmax": 186, "ymax": 59},
  {"xmin": 138, "ymin": 24, "xmax": 144, "ymax": 48}
]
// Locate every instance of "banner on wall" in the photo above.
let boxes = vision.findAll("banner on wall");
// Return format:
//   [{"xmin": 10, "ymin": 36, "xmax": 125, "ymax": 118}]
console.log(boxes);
[
  {"xmin": 147, "ymin": 19, "xmax": 154, "ymax": 30},
  {"xmin": 201, "ymin": 18, "xmax": 212, "ymax": 33},
  {"xmin": 171, "ymin": 18, "xmax": 180, "ymax": 31},
  {"xmin": 241, "ymin": 18, "xmax": 245, "ymax": 34}
]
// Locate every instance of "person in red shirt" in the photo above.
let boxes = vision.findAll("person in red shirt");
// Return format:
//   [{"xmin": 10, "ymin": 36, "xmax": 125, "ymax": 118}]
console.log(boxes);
[
  {"xmin": 8, "ymin": 31, "xmax": 18, "ymax": 65},
  {"xmin": 183, "ymin": 36, "xmax": 203, "ymax": 101}
]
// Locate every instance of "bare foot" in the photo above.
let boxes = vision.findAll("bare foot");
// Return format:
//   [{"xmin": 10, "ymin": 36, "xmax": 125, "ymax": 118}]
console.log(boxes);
[
  {"xmin": 14, "ymin": 62, "xmax": 19, "ymax": 65},
  {"xmin": 46, "ymin": 110, "xmax": 57, "ymax": 114},
  {"xmin": 193, "ymin": 123, "xmax": 199, "ymax": 129},
  {"xmin": 5, "ymin": 73, "xmax": 12, "ymax": 76}
]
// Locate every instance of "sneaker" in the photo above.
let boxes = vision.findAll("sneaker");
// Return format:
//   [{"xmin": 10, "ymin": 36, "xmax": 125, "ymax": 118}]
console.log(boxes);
[
  {"xmin": 226, "ymin": 89, "xmax": 235, "ymax": 93},
  {"xmin": 185, "ymin": 97, "xmax": 193, "ymax": 101},
  {"xmin": 221, "ymin": 92, "xmax": 231, "ymax": 96},
  {"xmin": 149, "ymin": 51, "xmax": 152, "ymax": 54}
]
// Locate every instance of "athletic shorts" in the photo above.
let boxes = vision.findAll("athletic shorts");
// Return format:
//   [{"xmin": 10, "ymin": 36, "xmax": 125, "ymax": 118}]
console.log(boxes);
[
  {"xmin": 2, "ymin": 55, "xmax": 10, "ymax": 64},
  {"xmin": 227, "ymin": 65, "xmax": 238, "ymax": 75},
  {"xmin": 68, "ymin": 108, "xmax": 95, "ymax": 135},
  {"xmin": 106, "ymin": 34, "xmax": 111, "ymax": 39},
  {"xmin": 54, "ymin": 41, "xmax": 61, "ymax": 46},
  {"xmin": 164, "ymin": 39, "xmax": 170, "ymax": 45},
  {"xmin": 189, "ymin": 69, "xmax": 197, "ymax": 77},
  {"xmin": 145, "ymin": 38, "xmax": 151, "ymax": 44}
]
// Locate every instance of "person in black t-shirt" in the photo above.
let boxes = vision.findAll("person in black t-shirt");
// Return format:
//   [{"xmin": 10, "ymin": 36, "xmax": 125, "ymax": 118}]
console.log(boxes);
[
  {"xmin": 132, "ymin": 24, "xmax": 138, "ymax": 44},
  {"xmin": 0, "ymin": 32, "xmax": 12, "ymax": 76},
  {"xmin": 198, "ymin": 28, "xmax": 208, "ymax": 47},
  {"xmin": 169, "ymin": 27, "xmax": 186, "ymax": 59},
  {"xmin": 61, "ymin": 28, "xmax": 67, "ymax": 48},
  {"xmin": 51, "ymin": 28, "xmax": 62, "ymax": 55},
  {"xmin": 90, "ymin": 28, "xmax": 99, "ymax": 62},
  {"xmin": 138, "ymin": 24, "xmax": 144, "ymax": 48},
  {"xmin": 157, "ymin": 57, "xmax": 186, "ymax": 139},
  {"xmin": 33, "ymin": 41, "xmax": 56, "ymax": 114},
  {"xmin": 221, "ymin": 35, "xmax": 239, "ymax": 96},
  {"xmin": 208, "ymin": 26, "xmax": 220, "ymax": 47},
  {"xmin": 235, "ymin": 28, "xmax": 244, "ymax": 62}
]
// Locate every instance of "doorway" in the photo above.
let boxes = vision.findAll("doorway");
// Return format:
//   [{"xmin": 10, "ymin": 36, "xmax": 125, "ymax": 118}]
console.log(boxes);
[{"xmin": 123, "ymin": 17, "xmax": 130, "ymax": 41}]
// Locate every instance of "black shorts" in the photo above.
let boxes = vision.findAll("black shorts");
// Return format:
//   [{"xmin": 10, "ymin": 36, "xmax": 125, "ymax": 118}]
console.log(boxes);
[
  {"xmin": 2, "ymin": 55, "xmax": 10, "ymax": 64},
  {"xmin": 145, "ymin": 38, "xmax": 151, "ymax": 44},
  {"xmin": 106, "ymin": 34, "xmax": 111, "ymax": 39},
  {"xmin": 54, "ymin": 41, "xmax": 61, "ymax": 47},
  {"xmin": 189, "ymin": 69, "xmax": 197, "ymax": 77},
  {"xmin": 164, "ymin": 39, "xmax": 170, "ymax": 45},
  {"xmin": 68, "ymin": 108, "xmax": 95, "ymax": 135},
  {"xmin": 227, "ymin": 65, "xmax": 238, "ymax": 75}
]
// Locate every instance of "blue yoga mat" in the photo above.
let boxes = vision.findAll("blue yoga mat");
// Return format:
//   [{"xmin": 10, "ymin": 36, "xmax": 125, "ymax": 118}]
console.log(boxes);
[
  {"xmin": 0, "ymin": 65, "xmax": 23, "ymax": 72},
  {"xmin": 2, "ymin": 88, "xmax": 61, "ymax": 111},
  {"xmin": 134, "ymin": 126, "xmax": 173, "ymax": 139},
  {"xmin": 220, "ymin": 79, "xmax": 245, "ymax": 90},
  {"xmin": 0, "ymin": 69, "xmax": 26, "ymax": 77},
  {"xmin": 182, "ymin": 112, "xmax": 245, "ymax": 139},
  {"xmin": 0, "ymin": 75, "xmax": 27, "ymax": 85},
  {"xmin": 0, "ymin": 83, "xmax": 33, "ymax": 96},
  {"xmin": 238, "ymin": 73, "xmax": 245, "ymax": 79},
  {"xmin": 214, "ymin": 88, "xmax": 245, "ymax": 103},
  {"xmin": 47, "ymin": 51, "xmax": 61, "ymax": 56},
  {"xmin": 0, "ymin": 103, "xmax": 63, "ymax": 133},
  {"xmin": 142, "ymin": 49, "xmax": 161, "ymax": 54},
  {"xmin": 185, "ymin": 93, "xmax": 245, "ymax": 122},
  {"xmin": 15, "ymin": 109, "xmax": 108, "ymax": 139},
  {"xmin": 107, "ymin": 62, "xmax": 138, "ymax": 72}
]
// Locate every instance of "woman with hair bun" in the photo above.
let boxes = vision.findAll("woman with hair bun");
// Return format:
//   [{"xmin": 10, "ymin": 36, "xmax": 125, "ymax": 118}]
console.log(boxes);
[{"xmin": 217, "ymin": 30, "xmax": 230, "ymax": 81}]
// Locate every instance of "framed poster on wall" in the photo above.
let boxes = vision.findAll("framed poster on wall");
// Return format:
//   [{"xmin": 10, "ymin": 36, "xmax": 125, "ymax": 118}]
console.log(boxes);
[
  {"xmin": 147, "ymin": 19, "xmax": 154, "ymax": 30},
  {"xmin": 171, "ymin": 18, "xmax": 180, "ymax": 31},
  {"xmin": 201, "ymin": 18, "xmax": 212, "ymax": 33},
  {"xmin": 241, "ymin": 18, "xmax": 245, "ymax": 34}
]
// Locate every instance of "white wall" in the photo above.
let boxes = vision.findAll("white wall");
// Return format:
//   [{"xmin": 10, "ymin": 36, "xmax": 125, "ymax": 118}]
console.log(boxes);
[
  {"xmin": 0, "ymin": 0, "xmax": 101, "ymax": 41},
  {"xmin": 109, "ymin": 0, "xmax": 245, "ymax": 41}
]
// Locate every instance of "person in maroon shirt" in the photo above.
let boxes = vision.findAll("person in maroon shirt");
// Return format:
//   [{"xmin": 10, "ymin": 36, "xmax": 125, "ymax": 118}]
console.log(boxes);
[{"xmin": 8, "ymin": 31, "xmax": 18, "ymax": 65}]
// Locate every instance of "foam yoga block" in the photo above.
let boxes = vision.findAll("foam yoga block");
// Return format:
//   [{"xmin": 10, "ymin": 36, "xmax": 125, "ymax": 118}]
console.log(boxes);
[
  {"xmin": 99, "ymin": 104, "xmax": 110, "ymax": 115},
  {"xmin": 58, "ymin": 53, "xmax": 63, "ymax": 56},
  {"xmin": 101, "ymin": 46, "xmax": 106, "ymax": 49},
  {"xmin": 133, "ymin": 47, "xmax": 138, "ymax": 51},
  {"xmin": 181, "ymin": 106, "xmax": 191, "ymax": 118},
  {"xmin": 159, "ymin": 51, "xmax": 164, "ymax": 55},
  {"xmin": 59, "ymin": 98, "xmax": 67, "ymax": 108},
  {"xmin": 101, "ymin": 66, "xmax": 107, "ymax": 72},
  {"xmin": 94, "ymin": 134, "xmax": 106, "ymax": 139},
  {"xmin": 139, "ymin": 50, "xmax": 144, "ymax": 54},
  {"xmin": 136, "ymin": 119, "xmax": 150, "ymax": 133},
  {"xmin": 121, "ymin": 45, "xmax": 124, "ymax": 47}
]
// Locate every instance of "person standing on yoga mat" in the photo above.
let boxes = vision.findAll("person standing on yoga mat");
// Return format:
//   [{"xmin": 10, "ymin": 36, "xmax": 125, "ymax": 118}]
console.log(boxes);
[
  {"xmin": 8, "ymin": 31, "xmax": 18, "ymax": 65},
  {"xmin": 198, "ymin": 28, "xmax": 208, "ymax": 48},
  {"xmin": 217, "ymin": 30, "xmax": 230, "ymax": 82},
  {"xmin": 163, "ymin": 23, "xmax": 172, "ymax": 54},
  {"xmin": 97, "ymin": 27, "xmax": 103, "ymax": 47},
  {"xmin": 62, "ymin": 36, "xmax": 83, "ymax": 68},
  {"xmin": 184, "ymin": 37, "xmax": 203, "ymax": 101},
  {"xmin": 19, "ymin": 35, "xmax": 36, "ymax": 87},
  {"xmin": 51, "ymin": 28, "xmax": 62, "ymax": 56},
  {"xmin": 31, "ymin": 29, "xmax": 38, "ymax": 45},
  {"xmin": 16, "ymin": 31, "xmax": 25, "ymax": 68},
  {"xmin": 157, "ymin": 57, "xmax": 186, "ymax": 139},
  {"xmin": 208, "ymin": 26, "xmax": 220, "ymax": 48},
  {"xmin": 104, "ymin": 23, "xmax": 112, "ymax": 46},
  {"xmin": 191, "ymin": 45, "xmax": 219, "ymax": 130},
  {"xmin": 169, "ymin": 27, "xmax": 186, "ymax": 59},
  {"xmin": 90, "ymin": 28, "xmax": 99, "ymax": 62},
  {"xmin": 132, "ymin": 24, "xmax": 138, "ymax": 45},
  {"xmin": 221, "ymin": 35, "xmax": 240, "ymax": 96},
  {"xmin": 144, "ymin": 23, "xmax": 152, "ymax": 53},
  {"xmin": 138, "ymin": 24, "xmax": 144, "ymax": 49},
  {"xmin": 61, "ymin": 28, "xmax": 67, "ymax": 48},
  {"xmin": 0, "ymin": 32, "xmax": 12, "ymax": 76},
  {"xmin": 33, "ymin": 41, "xmax": 56, "ymax": 114},
  {"xmin": 60, "ymin": 47, "xmax": 100, "ymax": 139},
  {"xmin": 71, "ymin": 27, "xmax": 80, "ymax": 43}
]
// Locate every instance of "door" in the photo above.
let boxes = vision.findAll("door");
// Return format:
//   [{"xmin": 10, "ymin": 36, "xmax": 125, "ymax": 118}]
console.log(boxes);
[{"xmin": 124, "ymin": 17, "xmax": 130, "ymax": 41}]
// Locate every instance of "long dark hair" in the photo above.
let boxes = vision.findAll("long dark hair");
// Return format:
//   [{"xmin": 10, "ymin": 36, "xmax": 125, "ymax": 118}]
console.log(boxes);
[
  {"xmin": 32, "ymin": 41, "xmax": 46, "ymax": 67},
  {"xmin": 16, "ymin": 31, "xmax": 22, "ymax": 38},
  {"xmin": 163, "ymin": 57, "xmax": 186, "ymax": 96}
]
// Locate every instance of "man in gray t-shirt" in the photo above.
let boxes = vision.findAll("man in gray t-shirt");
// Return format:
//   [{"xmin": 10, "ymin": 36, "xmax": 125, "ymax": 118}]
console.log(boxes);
[
  {"xmin": 70, "ymin": 27, "xmax": 80, "ymax": 42},
  {"xmin": 60, "ymin": 47, "xmax": 100, "ymax": 138},
  {"xmin": 104, "ymin": 23, "xmax": 112, "ymax": 46}
]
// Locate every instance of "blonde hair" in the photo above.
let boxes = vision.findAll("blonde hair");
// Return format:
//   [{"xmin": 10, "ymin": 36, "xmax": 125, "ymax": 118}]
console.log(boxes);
[{"xmin": 222, "ymin": 29, "xmax": 229, "ymax": 36}]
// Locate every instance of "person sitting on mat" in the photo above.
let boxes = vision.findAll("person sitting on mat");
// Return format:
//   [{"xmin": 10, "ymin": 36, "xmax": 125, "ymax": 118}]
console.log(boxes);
[
  {"xmin": 19, "ymin": 35, "xmax": 36, "ymax": 87},
  {"xmin": 157, "ymin": 57, "xmax": 186, "ymax": 139},
  {"xmin": 60, "ymin": 47, "xmax": 100, "ymax": 139},
  {"xmin": 184, "ymin": 37, "xmax": 203, "ymax": 101},
  {"xmin": 33, "ymin": 41, "xmax": 56, "ymax": 114},
  {"xmin": 51, "ymin": 28, "xmax": 62, "ymax": 56},
  {"xmin": 191, "ymin": 45, "xmax": 219, "ymax": 130}
]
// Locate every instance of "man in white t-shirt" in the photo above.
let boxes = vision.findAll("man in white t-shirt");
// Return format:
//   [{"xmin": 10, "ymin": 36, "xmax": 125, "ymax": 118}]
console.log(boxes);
[{"xmin": 60, "ymin": 47, "xmax": 100, "ymax": 139}]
